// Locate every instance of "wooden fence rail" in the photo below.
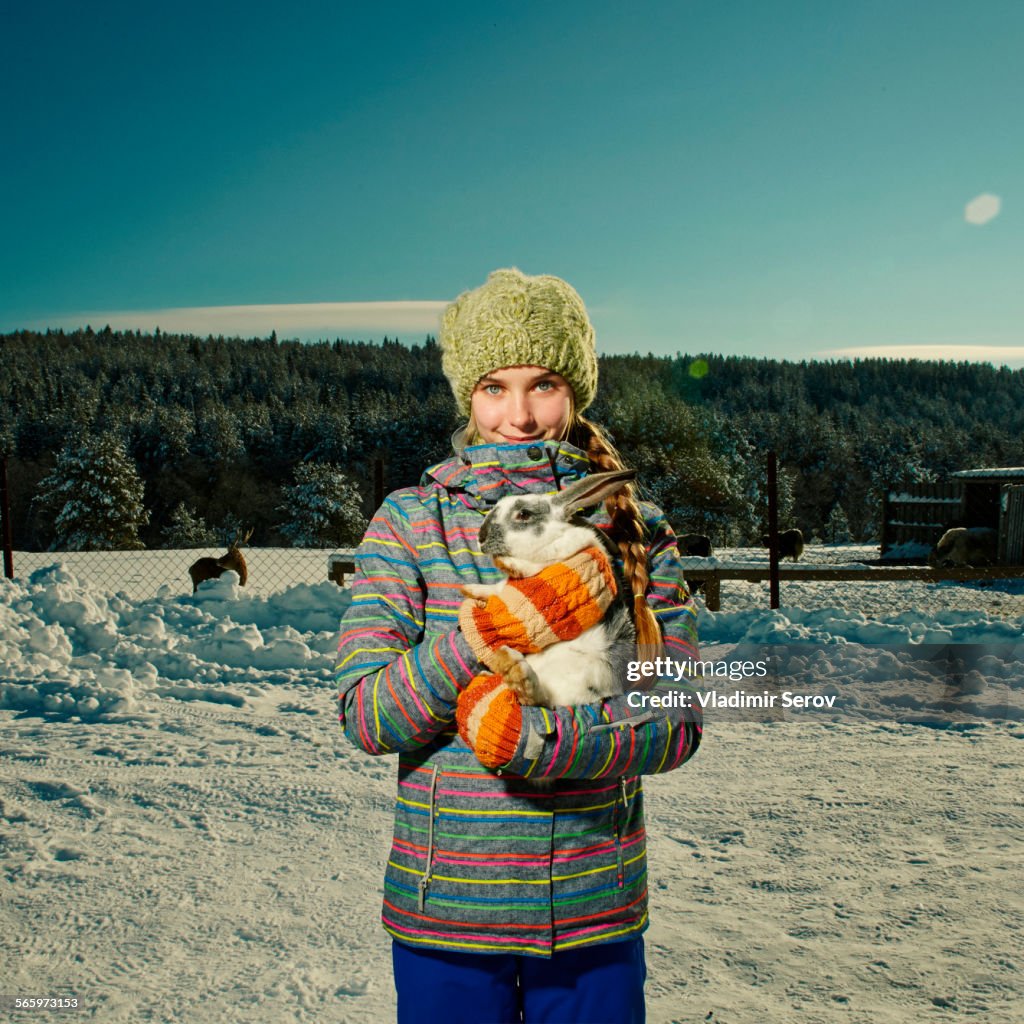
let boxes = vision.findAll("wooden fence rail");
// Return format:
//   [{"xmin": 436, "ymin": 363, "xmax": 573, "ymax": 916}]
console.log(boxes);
[
  {"xmin": 330, "ymin": 553, "xmax": 1024, "ymax": 614},
  {"xmin": 682, "ymin": 565, "xmax": 1024, "ymax": 612}
]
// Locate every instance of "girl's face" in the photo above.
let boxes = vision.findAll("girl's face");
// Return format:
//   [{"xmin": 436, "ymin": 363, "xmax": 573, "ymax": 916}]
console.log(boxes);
[{"xmin": 470, "ymin": 365, "xmax": 573, "ymax": 445}]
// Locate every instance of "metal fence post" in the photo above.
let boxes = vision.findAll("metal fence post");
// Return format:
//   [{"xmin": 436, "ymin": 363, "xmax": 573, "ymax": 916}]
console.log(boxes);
[{"xmin": 767, "ymin": 451, "xmax": 779, "ymax": 609}]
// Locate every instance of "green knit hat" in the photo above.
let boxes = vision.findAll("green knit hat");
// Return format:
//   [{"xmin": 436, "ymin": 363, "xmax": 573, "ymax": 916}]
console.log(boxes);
[{"xmin": 440, "ymin": 268, "xmax": 599, "ymax": 416}]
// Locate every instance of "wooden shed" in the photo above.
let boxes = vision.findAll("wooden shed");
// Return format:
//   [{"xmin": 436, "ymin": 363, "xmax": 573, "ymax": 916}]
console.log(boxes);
[{"xmin": 881, "ymin": 467, "xmax": 1024, "ymax": 564}]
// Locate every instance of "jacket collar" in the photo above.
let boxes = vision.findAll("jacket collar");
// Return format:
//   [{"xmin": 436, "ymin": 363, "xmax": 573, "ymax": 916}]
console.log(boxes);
[{"xmin": 423, "ymin": 437, "xmax": 591, "ymax": 510}]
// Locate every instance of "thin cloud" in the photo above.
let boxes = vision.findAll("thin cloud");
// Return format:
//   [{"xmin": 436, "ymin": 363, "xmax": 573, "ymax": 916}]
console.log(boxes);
[
  {"xmin": 22, "ymin": 301, "xmax": 449, "ymax": 340},
  {"xmin": 819, "ymin": 344, "xmax": 1024, "ymax": 368}
]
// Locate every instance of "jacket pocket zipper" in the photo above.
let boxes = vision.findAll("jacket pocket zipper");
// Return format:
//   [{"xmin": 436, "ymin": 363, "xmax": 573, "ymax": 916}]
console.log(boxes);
[
  {"xmin": 613, "ymin": 776, "xmax": 628, "ymax": 889},
  {"xmin": 418, "ymin": 764, "xmax": 440, "ymax": 911}
]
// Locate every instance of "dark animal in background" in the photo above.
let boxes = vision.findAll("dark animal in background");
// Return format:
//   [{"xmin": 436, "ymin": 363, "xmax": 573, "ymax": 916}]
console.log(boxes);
[
  {"xmin": 189, "ymin": 529, "xmax": 253, "ymax": 592},
  {"xmin": 679, "ymin": 534, "xmax": 714, "ymax": 558},
  {"xmin": 761, "ymin": 528, "xmax": 804, "ymax": 562},
  {"xmin": 928, "ymin": 526, "xmax": 997, "ymax": 568},
  {"xmin": 677, "ymin": 534, "xmax": 714, "ymax": 595}
]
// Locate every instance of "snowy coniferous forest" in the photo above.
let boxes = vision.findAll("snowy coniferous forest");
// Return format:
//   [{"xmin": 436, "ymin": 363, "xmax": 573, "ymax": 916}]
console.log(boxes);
[{"xmin": 3, "ymin": 328, "xmax": 1024, "ymax": 551}]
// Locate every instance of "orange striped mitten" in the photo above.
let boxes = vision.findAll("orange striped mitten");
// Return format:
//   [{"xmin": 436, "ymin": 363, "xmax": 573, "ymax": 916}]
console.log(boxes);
[
  {"xmin": 458, "ymin": 545, "xmax": 617, "ymax": 672},
  {"xmin": 456, "ymin": 673, "xmax": 523, "ymax": 769}
]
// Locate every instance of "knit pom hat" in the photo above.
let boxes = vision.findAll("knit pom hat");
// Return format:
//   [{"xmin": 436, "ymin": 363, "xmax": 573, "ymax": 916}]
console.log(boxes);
[{"xmin": 440, "ymin": 268, "xmax": 599, "ymax": 415}]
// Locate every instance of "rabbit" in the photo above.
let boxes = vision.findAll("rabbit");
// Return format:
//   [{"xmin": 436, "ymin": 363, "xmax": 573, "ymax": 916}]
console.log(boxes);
[{"xmin": 461, "ymin": 468, "xmax": 639, "ymax": 708}]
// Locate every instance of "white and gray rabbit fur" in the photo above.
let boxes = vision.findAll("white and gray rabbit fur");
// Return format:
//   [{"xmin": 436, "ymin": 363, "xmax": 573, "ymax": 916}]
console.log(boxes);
[{"xmin": 462, "ymin": 469, "xmax": 638, "ymax": 708}]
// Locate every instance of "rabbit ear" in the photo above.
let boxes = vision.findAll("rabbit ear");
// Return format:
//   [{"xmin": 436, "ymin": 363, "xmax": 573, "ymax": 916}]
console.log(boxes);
[{"xmin": 552, "ymin": 469, "xmax": 637, "ymax": 518}]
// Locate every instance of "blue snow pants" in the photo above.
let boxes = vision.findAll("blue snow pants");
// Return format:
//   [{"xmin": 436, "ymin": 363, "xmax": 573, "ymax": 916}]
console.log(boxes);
[{"xmin": 392, "ymin": 936, "xmax": 646, "ymax": 1024}]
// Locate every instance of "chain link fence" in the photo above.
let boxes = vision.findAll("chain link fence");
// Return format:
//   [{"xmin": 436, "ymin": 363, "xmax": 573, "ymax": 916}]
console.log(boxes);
[
  {"xmin": 6, "ymin": 547, "xmax": 355, "ymax": 602},
  {"xmin": 7, "ymin": 542, "xmax": 1024, "ymax": 618}
]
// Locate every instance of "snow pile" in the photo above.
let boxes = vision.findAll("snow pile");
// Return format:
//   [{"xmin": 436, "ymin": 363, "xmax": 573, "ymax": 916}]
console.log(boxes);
[
  {"xmin": 1, "ymin": 561, "xmax": 1021, "ymax": 727},
  {"xmin": 698, "ymin": 606, "xmax": 1023, "ymax": 726},
  {"xmin": 699, "ymin": 605, "xmax": 1024, "ymax": 647},
  {"xmin": 0, "ymin": 564, "xmax": 352, "ymax": 720}
]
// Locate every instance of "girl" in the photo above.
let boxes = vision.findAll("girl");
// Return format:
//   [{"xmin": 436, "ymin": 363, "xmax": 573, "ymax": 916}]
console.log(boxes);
[{"xmin": 336, "ymin": 268, "xmax": 702, "ymax": 1024}]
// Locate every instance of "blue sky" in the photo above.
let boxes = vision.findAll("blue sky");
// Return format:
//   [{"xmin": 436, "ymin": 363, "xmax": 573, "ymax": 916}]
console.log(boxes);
[{"xmin": 2, "ymin": 1, "xmax": 1021, "ymax": 364}]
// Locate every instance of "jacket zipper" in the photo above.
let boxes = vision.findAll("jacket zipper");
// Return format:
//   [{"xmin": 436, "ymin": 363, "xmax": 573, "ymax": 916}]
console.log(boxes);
[
  {"xmin": 418, "ymin": 764, "xmax": 440, "ymax": 911},
  {"xmin": 614, "ymin": 776, "xmax": 628, "ymax": 889}
]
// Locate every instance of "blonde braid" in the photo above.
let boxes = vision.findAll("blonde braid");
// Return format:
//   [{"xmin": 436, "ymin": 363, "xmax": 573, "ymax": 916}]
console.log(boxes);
[{"xmin": 569, "ymin": 415, "xmax": 664, "ymax": 658}]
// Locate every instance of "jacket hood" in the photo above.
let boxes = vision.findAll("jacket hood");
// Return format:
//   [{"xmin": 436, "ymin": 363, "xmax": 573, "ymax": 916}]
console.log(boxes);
[{"xmin": 422, "ymin": 437, "xmax": 591, "ymax": 510}]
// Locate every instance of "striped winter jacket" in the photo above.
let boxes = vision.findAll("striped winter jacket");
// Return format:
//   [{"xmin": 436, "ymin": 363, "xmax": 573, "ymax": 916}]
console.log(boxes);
[{"xmin": 335, "ymin": 439, "xmax": 702, "ymax": 956}]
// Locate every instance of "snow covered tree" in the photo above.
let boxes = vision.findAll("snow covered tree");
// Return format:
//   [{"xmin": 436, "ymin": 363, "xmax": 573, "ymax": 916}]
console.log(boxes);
[
  {"xmin": 195, "ymin": 404, "xmax": 244, "ymax": 465},
  {"xmin": 36, "ymin": 433, "xmax": 149, "ymax": 550},
  {"xmin": 591, "ymin": 385, "xmax": 738, "ymax": 539},
  {"xmin": 162, "ymin": 502, "xmax": 217, "ymax": 547},
  {"xmin": 278, "ymin": 461, "xmax": 367, "ymax": 547},
  {"xmin": 824, "ymin": 502, "xmax": 851, "ymax": 544}
]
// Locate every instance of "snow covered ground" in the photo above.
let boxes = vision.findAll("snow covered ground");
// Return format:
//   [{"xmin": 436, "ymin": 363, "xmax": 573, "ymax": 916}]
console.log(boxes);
[{"xmin": 1, "ymin": 554, "xmax": 1022, "ymax": 1022}]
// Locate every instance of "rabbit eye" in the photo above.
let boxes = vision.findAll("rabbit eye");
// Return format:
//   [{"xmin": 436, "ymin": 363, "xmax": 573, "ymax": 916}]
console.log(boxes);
[{"xmin": 514, "ymin": 509, "xmax": 533, "ymax": 522}]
